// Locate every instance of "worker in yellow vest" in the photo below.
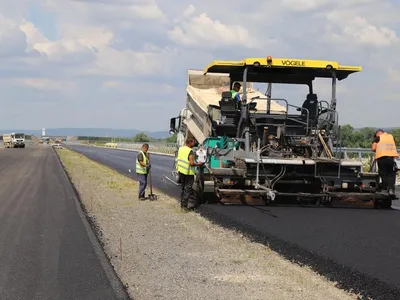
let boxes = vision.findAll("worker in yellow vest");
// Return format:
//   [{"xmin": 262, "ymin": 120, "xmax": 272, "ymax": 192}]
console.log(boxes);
[
  {"xmin": 372, "ymin": 129, "xmax": 398, "ymax": 197},
  {"xmin": 136, "ymin": 143, "xmax": 150, "ymax": 200},
  {"xmin": 230, "ymin": 82, "xmax": 241, "ymax": 102},
  {"xmin": 176, "ymin": 137, "xmax": 204, "ymax": 211}
]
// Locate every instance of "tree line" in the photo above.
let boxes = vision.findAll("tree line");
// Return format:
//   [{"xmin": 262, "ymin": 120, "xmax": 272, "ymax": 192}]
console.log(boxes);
[
  {"xmin": 77, "ymin": 132, "xmax": 177, "ymax": 143},
  {"xmin": 340, "ymin": 125, "xmax": 400, "ymax": 148},
  {"xmin": 134, "ymin": 126, "xmax": 392, "ymax": 147}
]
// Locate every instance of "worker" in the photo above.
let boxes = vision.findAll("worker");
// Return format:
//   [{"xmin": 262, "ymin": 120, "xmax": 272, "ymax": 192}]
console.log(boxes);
[
  {"xmin": 372, "ymin": 129, "xmax": 398, "ymax": 197},
  {"xmin": 230, "ymin": 82, "xmax": 241, "ymax": 102},
  {"xmin": 136, "ymin": 143, "xmax": 151, "ymax": 200},
  {"xmin": 176, "ymin": 137, "xmax": 203, "ymax": 211}
]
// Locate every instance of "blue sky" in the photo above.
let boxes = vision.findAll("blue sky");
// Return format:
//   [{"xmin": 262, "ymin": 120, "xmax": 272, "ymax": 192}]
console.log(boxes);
[
  {"xmin": 0, "ymin": 0, "xmax": 398, "ymax": 131},
  {"xmin": 27, "ymin": 3, "xmax": 58, "ymax": 41}
]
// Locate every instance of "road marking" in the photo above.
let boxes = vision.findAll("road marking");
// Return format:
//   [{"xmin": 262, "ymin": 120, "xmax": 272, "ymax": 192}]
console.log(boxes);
[{"xmin": 162, "ymin": 175, "xmax": 181, "ymax": 186}]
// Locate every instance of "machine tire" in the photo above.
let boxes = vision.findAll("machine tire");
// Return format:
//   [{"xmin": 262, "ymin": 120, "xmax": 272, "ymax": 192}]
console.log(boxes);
[
  {"xmin": 382, "ymin": 199, "xmax": 392, "ymax": 209},
  {"xmin": 196, "ymin": 175, "xmax": 205, "ymax": 204},
  {"xmin": 194, "ymin": 169, "xmax": 219, "ymax": 205},
  {"xmin": 195, "ymin": 168, "xmax": 207, "ymax": 204},
  {"xmin": 262, "ymin": 195, "xmax": 271, "ymax": 206}
]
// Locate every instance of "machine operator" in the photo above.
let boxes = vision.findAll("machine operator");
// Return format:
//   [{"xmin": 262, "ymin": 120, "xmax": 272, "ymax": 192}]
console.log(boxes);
[
  {"xmin": 371, "ymin": 129, "xmax": 398, "ymax": 198},
  {"xmin": 176, "ymin": 137, "xmax": 204, "ymax": 211},
  {"xmin": 230, "ymin": 82, "xmax": 241, "ymax": 102}
]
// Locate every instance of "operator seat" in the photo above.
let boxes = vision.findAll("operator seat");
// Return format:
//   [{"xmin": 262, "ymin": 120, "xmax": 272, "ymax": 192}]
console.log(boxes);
[
  {"xmin": 215, "ymin": 91, "xmax": 239, "ymax": 137},
  {"xmin": 219, "ymin": 91, "xmax": 239, "ymax": 125},
  {"xmin": 301, "ymin": 94, "xmax": 318, "ymax": 124}
]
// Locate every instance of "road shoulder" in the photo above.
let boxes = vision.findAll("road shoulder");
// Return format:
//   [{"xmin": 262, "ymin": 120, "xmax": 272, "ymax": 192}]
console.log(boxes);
[
  {"xmin": 54, "ymin": 148, "xmax": 130, "ymax": 300},
  {"xmin": 56, "ymin": 147, "xmax": 358, "ymax": 300}
]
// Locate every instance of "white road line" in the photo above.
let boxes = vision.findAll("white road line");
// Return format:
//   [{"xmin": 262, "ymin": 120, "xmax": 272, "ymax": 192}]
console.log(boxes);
[{"xmin": 162, "ymin": 175, "xmax": 181, "ymax": 186}]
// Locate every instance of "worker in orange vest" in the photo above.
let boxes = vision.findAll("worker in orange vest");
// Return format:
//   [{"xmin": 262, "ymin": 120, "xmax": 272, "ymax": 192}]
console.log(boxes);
[{"xmin": 372, "ymin": 129, "xmax": 398, "ymax": 197}]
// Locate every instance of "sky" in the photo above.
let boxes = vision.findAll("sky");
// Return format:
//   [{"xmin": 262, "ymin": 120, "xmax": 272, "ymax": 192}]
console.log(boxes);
[{"xmin": 0, "ymin": 0, "xmax": 399, "ymax": 131}]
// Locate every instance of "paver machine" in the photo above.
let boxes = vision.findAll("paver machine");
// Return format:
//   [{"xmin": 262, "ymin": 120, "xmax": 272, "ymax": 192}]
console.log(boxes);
[{"xmin": 169, "ymin": 56, "xmax": 392, "ymax": 208}]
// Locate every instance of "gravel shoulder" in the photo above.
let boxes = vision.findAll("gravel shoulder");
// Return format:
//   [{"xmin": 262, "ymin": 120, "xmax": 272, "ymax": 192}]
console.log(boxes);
[{"xmin": 57, "ymin": 148, "xmax": 358, "ymax": 300}]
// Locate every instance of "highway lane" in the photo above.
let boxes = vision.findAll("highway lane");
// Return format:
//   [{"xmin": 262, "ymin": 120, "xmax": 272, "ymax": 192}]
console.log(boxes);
[
  {"xmin": 68, "ymin": 145, "xmax": 180, "ymax": 198},
  {"xmin": 68, "ymin": 144, "xmax": 400, "ymax": 299},
  {"xmin": 0, "ymin": 145, "xmax": 126, "ymax": 300}
]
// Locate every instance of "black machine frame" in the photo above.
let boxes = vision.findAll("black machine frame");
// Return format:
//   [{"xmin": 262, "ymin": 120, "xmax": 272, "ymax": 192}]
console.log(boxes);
[{"xmin": 169, "ymin": 58, "xmax": 393, "ymax": 209}]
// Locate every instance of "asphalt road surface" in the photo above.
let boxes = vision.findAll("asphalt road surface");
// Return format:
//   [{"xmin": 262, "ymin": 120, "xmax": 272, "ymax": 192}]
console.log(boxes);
[
  {"xmin": 0, "ymin": 145, "xmax": 126, "ymax": 300},
  {"xmin": 68, "ymin": 144, "xmax": 400, "ymax": 299}
]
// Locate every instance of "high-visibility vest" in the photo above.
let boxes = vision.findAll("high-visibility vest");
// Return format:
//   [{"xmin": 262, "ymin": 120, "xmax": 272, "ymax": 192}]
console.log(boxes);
[
  {"xmin": 230, "ymin": 90, "xmax": 239, "ymax": 100},
  {"xmin": 176, "ymin": 146, "xmax": 195, "ymax": 175},
  {"xmin": 136, "ymin": 151, "xmax": 148, "ymax": 174},
  {"xmin": 375, "ymin": 133, "xmax": 398, "ymax": 159}
]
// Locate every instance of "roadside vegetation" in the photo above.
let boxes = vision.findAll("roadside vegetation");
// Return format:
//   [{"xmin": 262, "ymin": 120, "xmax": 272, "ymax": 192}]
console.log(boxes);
[
  {"xmin": 77, "ymin": 132, "xmax": 177, "ymax": 144},
  {"xmin": 56, "ymin": 147, "xmax": 358, "ymax": 300}
]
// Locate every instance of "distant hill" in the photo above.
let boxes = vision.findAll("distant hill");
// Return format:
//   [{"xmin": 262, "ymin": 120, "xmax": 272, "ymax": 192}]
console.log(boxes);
[{"xmin": 0, "ymin": 128, "xmax": 171, "ymax": 139}]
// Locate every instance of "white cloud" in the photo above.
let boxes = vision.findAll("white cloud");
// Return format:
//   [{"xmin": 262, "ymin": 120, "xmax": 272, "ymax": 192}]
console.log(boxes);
[
  {"xmin": 389, "ymin": 69, "xmax": 400, "ymax": 84},
  {"xmin": 325, "ymin": 11, "xmax": 398, "ymax": 47},
  {"xmin": 0, "ymin": 15, "xmax": 29, "ymax": 57},
  {"xmin": 168, "ymin": 5, "xmax": 259, "ymax": 49},
  {"xmin": 0, "ymin": 77, "xmax": 76, "ymax": 91},
  {"xmin": 85, "ymin": 46, "xmax": 179, "ymax": 77},
  {"xmin": 102, "ymin": 80, "xmax": 122, "ymax": 88},
  {"xmin": 281, "ymin": 0, "xmax": 383, "ymax": 13},
  {"xmin": 39, "ymin": 0, "xmax": 167, "ymax": 29},
  {"xmin": 19, "ymin": 21, "xmax": 48, "ymax": 48},
  {"xmin": 19, "ymin": 19, "xmax": 114, "ymax": 60},
  {"xmin": 0, "ymin": 0, "xmax": 398, "ymax": 130},
  {"xmin": 58, "ymin": 24, "xmax": 114, "ymax": 48},
  {"xmin": 22, "ymin": 77, "xmax": 76, "ymax": 90},
  {"xmin": 129, "ymin": 2, "xmax": 165, "ymax": 20},
  {"xmin": 101, "ymin": 80, "xmax": 176, "ymax": 95},
  {"xmin": 182, "ymin": 4, "xmax": 195, "ymax": 17},
  {"xmin": 280, "ymin": 0, "xmax": 332, "ymax": 12}
]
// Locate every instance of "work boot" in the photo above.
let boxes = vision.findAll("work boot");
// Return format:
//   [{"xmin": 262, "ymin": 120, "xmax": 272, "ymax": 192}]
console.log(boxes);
[{"xmin": 187, "ymin": 206, "xmax": 198, "ymax": 212}]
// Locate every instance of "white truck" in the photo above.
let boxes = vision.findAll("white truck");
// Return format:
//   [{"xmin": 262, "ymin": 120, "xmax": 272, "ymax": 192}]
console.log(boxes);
[{"xmin": 3, "ymin": 133, "xmax": 26, "ymax": 148}]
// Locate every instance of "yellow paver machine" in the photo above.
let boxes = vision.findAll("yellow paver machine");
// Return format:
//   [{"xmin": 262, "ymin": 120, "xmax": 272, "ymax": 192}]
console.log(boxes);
[{"xmin": 169, "ymin": 56, "xmax": 393, "ymax": 209}]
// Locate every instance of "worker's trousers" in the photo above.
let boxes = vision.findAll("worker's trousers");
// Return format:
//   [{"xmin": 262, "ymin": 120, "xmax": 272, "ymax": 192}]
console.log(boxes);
[
  {"xmin": 377, "ymin": 157, "xmax": 397, "ymax": 191},
  {"xmin": 180, "ymin": 173, "xmax": 195, "ymax": 208},
  {"xmin": 137, "ymin": 173, "xmax": 148, "ymax": 198}
]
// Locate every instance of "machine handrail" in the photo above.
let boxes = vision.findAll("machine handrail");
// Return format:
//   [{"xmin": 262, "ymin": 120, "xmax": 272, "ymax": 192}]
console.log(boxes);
[
  {"xmin": 287, "ymin": 104, "xmax": 310, "ymax": 134},
  {"xmin": 318, "ymin": 100, "xmax": 330, "ymax": 109},
  {"xmin": 249, "ymin": 96, "xmax": 289, "ymax": 113}
]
